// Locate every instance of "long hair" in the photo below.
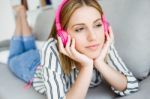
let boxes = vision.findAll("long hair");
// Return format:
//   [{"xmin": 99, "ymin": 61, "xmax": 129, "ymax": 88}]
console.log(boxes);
[{"xmin": 49, "ymin": 0, "xmax": 103, "ymax": 75}]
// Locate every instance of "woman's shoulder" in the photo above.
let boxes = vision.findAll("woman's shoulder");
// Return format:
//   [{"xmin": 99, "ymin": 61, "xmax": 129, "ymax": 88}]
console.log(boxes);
[
  {"xmin": 42, "ymin": 38, "xmax": 57, "ymax": 50},
  {"xmin": 41, "ymin": 38, "xmax": 59, "ymax": 57},
  {"xmin": 43, "ymin": 37, "xmax": 60, "ymax": 55},
  {"xmin": 40, "ymin": 38, "xmax": 63, "ymax": 74},
  {"xmin": 45, "ymin": 38, "xmax": 57, "ymax": 46}
]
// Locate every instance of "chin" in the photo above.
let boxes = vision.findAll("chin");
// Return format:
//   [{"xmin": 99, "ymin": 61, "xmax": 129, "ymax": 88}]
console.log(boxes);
[{"xmin": 86, "ymin": 51, "xmax": 101, "ymax": 59}]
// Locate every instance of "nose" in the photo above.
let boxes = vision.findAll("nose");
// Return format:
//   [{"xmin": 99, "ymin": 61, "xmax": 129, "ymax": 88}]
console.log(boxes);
[{"xmin": 87, "ymin": 29, "xmax": 96, "ymax": 41}]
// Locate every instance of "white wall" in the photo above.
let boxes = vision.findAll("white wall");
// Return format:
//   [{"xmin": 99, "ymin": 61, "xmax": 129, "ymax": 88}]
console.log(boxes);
[
  {"xmin": 10, "ymin": 0, "xmax": 21, "ymax": 6},
  {"xmin": 0, "ymin": 0, "xmax": 15, "ymax": 41},
  {"xmin": 51, "ymin": 0, "xmax": 61, "ymax": 10}
]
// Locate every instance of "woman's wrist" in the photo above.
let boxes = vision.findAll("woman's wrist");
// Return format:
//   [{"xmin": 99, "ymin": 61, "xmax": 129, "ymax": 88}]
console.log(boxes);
[
  {"xmin": 94, "ymin": 61, "xmax": 106, "ymax": 70},
  {"xmin": 81, "ymin": 62, "xmax": 93, "ymax": 70},
  {"xmin": 79, "ymin": 59, "xmax": 93, "ymax": 68},
  {"xmin": 79, "ymin": 64, "xmax": 93, "ymax": 81}
]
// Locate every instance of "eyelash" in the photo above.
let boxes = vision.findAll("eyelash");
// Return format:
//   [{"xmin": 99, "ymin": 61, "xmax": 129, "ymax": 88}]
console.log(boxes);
[
  {"xmin": 75, "ymin": 27, "xmax": 84, "ymax": 32},
  {"xmin": 95, "ymin": 23, "xmax": 102, "ymax": 27}
]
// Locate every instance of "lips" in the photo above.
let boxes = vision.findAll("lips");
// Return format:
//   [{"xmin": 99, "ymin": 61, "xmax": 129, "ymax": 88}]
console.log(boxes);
[{"xmin": 85, "ymin": 44, "xmax": 100, "ymax": 51}]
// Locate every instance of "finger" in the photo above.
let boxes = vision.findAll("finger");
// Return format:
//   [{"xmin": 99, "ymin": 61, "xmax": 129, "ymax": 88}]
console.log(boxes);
[
  {"xmin": 105, "ymin": 35, "xmax": 111, "ymax": 50},
  {"xmin": 102, "ymin": 33, "xmax": 111, "ymax": 53},
  {"xmin": 70, "ymin": 38, "xmax": 80, "ymax": 60},
  {"xmin": 108, "ymin": 26, "xmax": 114, "ymax": 42},
  {"xmin": 105, "ymin": 31, "xmax": 110, "ymax": 42},
  {"xmin": 71, "ymin": 38, "xmax": 75, "ymax": 49},
  {"xmin": 100, "ymin": 40, "xmax": 110, "ymax": 57},
  {"xmin": 57, "ymin": 36, "xmax": 67, "ymax": 55},
  {"xmin": 65, "ymin": 35, "xmax": 72, "ymax": 56},
  {"xmin": 70, "ymin": 38, "xmax": 76, "ymax": 57}
]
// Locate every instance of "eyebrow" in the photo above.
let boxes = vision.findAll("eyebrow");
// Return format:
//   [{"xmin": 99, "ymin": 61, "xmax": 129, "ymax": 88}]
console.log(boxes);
[
  {"xmin": 94, "ymin": 18, "xmax": 101, "ymax": 23},
  {"xmin": 71, "ymin": 18, "xmax": 101, "ymax": 28}
]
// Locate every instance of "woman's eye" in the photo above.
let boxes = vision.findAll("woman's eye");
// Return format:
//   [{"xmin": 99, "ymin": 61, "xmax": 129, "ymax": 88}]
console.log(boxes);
[
  {"xmin": 75, "ymin": 27, "xmax": 84, "ymax": 32},
  {"xmin": 96, "ymin": 23, "xmax": 102, "ymax": 27}
]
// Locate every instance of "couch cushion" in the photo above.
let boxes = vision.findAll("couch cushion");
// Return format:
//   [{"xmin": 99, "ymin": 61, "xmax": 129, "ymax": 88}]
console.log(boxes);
[
  {"xmin": 100, "ymin": 0, "xmax": 150, "ymax": 80},
  {"xmin": 0, "ymin": 63, "xmax": 46, "ymax": 99},
  {"xmin": 86, "ymin": 82, "xmax": 115, "ymax": 99},
  {"xmin": 116, "ymin": 76, "xmax": 150, "ymax": 99},
  {"xmin": 0, "ymin": 50, "xmax": 9, "ymax": 64},
  {"xmin": 33, "ymin": 8, "xmax": 55, "ymax": 41},
  {"xmin": 0, "ymin": 40, "xmax": 10, "ymax": 48},
  {"xmin": 0, "ymin": 63, "xmax": 115, "ymax": 99}
]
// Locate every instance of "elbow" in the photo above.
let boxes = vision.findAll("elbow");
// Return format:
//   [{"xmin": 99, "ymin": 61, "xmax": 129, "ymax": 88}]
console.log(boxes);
[
  {"xmin": 120, "ymin": 78, "xmax": 139, "ymax": 95},
  {"xmin": 116, "ymin": 75, "xmax": 128, "ymax": 92},
  {"xmin": 117, "ymin": 80, "xmax": 128, "ymax": 92},
  {"xmin": 112, "ymin": 76, "xmax": 139, "ymax": 96}
]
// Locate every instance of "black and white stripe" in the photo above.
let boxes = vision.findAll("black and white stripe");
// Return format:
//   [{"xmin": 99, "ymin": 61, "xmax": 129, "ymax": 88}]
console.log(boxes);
[
  {"xmin": 108, "ymin": 44, "xmax": 139, "ymax": 96},
  {"xmin": 33, "ymin": 38, "xmax": 139, "ymax": 98}
]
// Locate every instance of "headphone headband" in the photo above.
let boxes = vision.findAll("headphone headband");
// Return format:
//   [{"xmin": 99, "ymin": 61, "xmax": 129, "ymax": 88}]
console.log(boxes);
[{"xmin": 55, "ymin": 0, "xmax": 68, "ymax": 31}]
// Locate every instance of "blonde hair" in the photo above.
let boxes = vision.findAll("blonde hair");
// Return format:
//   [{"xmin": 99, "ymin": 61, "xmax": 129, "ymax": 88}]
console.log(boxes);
[{"xmin": 49, "ymin": 0, "xmax": 103, "ymax": 75}]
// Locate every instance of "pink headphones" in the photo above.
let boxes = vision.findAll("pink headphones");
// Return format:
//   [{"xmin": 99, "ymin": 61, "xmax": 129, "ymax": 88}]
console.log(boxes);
[{"xmin": 55, "ymin": 0, "xmax": 109, "ymax": 46}]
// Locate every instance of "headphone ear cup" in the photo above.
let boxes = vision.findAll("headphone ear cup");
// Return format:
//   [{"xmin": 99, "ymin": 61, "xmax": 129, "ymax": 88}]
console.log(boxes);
[
  {"xmin": 102, "ymin": 15, "xmax": 109, "ymax": 36},
  {"xmin": 57, "ymin": 30, "xmax": 68, "ymax": 46}
]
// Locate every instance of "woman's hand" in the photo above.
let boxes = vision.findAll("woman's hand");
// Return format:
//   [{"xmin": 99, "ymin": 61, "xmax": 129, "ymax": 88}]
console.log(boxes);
[
  {"xmin": 94, "ymin": 26, "xmax": 114, "ymax": 68},
  {"xmin": 57, "ymin": 35, "xmax": 93, "ymax": 68}
]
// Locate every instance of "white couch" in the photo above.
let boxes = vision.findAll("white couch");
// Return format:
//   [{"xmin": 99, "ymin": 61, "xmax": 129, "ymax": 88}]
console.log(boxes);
[{"xmin": 1, "ymin": 0, "xmax": 150, "ymax": 99}]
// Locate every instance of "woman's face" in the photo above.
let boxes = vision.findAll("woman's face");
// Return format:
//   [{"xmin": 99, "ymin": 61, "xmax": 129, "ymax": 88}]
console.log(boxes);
[{"xmin": 67, "ymin": 6, "xmax": 105, "ymax": 59}]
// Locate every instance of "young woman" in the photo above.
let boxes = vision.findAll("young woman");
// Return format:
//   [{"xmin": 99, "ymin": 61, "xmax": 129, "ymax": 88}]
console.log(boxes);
[
  {"xmin": 32, "ymin": 0, "xmax": 139, "ymax": 98},
  {"xmin": 8, "ymin": 5, "xmax": 40, "ymax": 83}
]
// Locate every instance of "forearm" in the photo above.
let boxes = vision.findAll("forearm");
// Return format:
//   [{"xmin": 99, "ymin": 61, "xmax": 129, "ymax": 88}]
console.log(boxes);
[
  {"xmin": 96, "ymin": 62, "xmax": 127, "ymax": 91},
  {"xmin": 66, "ymin": 66, "xmax": 93, "ymax": 99}
]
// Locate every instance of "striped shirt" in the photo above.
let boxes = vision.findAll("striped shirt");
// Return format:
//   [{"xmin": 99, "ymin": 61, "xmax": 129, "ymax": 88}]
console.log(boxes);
[{"xmin": 33, "ymin": 38, "xmax": 139, "ymax": 99}]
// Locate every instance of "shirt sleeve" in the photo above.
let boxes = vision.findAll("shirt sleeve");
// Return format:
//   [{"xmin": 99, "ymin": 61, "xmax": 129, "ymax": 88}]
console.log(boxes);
[
  {"xmin": 107, "ymin": 44, "xmax": 139, "ymax": 96},
  {"xmin": 33, "ymin": 38, "xmax": 67, "ymax": 99}
]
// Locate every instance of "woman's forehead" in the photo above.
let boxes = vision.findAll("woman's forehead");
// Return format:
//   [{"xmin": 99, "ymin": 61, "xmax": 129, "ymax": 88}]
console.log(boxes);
[{"xmin": 68, "ymin": 6, "xmax": 102, "ymax": 26}]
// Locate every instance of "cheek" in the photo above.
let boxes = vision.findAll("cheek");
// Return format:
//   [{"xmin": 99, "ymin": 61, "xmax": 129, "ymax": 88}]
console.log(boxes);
[
  {"xmin": 102, "ymin": 33, "xmax": 105, "ymax": 43},
  {"xmin": 97, "ymin": 30, "xmax": 105, "ymax": 44},
  {"xmin": 74, "ymin": 37, "xmax": 85, "ymax": 52},
  {"xmin": 67, "ymin": 29, "xmax": 84, "ymax": 51}
]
